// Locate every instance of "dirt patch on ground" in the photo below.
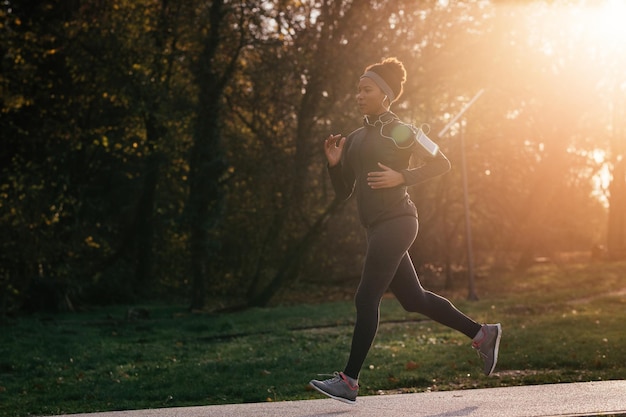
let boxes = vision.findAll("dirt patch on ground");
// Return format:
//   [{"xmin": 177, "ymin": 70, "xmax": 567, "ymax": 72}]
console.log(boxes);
[{"xmin": 568, "ymin": 288, "xmax": 626, "ymax": 305}]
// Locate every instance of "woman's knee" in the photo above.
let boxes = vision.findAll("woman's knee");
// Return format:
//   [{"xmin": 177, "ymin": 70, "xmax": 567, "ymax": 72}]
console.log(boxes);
[{"xmin": 354, "ymin": 289, "xmax": 381, "ymax": 314}]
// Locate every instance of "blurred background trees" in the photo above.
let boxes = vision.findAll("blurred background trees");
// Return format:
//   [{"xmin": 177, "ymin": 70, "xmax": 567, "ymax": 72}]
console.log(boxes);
[{"xmin": 1, "ymin": 0, "xmax": 623, "ymax": 315}]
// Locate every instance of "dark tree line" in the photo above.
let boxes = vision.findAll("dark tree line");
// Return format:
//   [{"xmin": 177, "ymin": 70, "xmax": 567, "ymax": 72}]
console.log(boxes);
[{"xmin": 1, "ymin": 0, "xmax": 623, "ymax": 315}]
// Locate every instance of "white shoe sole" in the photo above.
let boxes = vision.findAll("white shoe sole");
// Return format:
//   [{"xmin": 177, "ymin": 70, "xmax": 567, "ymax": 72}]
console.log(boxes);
[{"xmin": 486, "ymin": 323, "xmax": 502, "ymax": 376}]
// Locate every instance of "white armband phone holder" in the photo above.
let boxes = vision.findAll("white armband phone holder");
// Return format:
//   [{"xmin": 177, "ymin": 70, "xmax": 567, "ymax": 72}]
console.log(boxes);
[{"xmin": 414, "ymin": 124, "xmax": 439, "ymax": 157}]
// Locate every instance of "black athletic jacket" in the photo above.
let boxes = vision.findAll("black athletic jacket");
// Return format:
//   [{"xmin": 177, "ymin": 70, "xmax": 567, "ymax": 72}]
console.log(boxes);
[{"xmin": 328, "ymin": 112, "xmax": 451, "ymax": 227}]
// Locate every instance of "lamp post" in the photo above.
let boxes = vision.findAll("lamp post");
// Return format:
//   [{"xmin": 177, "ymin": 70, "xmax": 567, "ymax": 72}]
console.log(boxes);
[{"xmin": 438, "ymin": 89, "xmax": 485, "ymax": 301}]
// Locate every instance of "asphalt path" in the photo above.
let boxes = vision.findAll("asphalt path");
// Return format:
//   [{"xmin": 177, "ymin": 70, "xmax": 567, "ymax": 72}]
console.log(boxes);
[{"xmin": 50, "ymin": 380, "xmax": 626, "ymax": 417}]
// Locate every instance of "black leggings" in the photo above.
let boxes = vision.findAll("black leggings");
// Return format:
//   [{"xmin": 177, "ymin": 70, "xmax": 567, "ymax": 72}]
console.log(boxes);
[{"xmin": 343, "ymin": 216, "xmax": 482, "ymax": 379}]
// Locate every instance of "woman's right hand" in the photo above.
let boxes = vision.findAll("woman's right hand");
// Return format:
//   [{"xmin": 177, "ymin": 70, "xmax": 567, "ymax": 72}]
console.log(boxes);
[{"xmin": 324, "ymin": 134, "xmax": 346, "ymax": 167}]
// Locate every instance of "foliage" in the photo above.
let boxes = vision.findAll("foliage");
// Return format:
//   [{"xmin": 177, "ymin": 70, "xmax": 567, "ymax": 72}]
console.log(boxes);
[{"xmin": 1, "ymin": 0, "xmax": 624, "ymax": 313}]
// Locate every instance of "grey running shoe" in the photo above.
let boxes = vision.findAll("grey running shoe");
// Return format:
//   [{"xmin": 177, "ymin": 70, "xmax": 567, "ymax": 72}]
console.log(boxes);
[
  {"xmin": 472, "ymin": 323, "xmax": 502, "ymax": 376},
  {"xmin": 309, "ymin": 372, "xmax": 358, "ymax": 404}
]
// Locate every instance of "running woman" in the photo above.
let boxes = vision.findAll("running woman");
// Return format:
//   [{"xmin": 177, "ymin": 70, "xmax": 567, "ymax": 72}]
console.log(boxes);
[{"xmin": 309, "ymin": 57, "xmax": 501, "ymax": 404}]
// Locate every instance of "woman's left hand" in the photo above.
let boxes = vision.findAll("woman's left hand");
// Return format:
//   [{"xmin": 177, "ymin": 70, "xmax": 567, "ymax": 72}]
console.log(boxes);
[{"xmin": 367, "ymin": 163, "xmax": 405, "ymax": 189}]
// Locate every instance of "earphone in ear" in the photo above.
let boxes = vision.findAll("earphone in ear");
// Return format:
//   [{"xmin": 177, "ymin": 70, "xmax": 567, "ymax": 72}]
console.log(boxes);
[{"xmin": 382, "ymin": 95, "xmax": 390, "ymax": 110}]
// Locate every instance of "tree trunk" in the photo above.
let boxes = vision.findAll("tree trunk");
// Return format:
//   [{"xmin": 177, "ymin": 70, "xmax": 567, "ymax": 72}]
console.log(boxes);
[
  {"xmin": 607, "ymin": 86, "xmax": 626, "ymax": 261},
  {"xmin": 607, "ymin": 157, "xmax": 626, "ymax": 260},
  {"xmin": 132, "ymin": 115, "xmax": 164, "ymax": 296},
  {"xmin": 188, "ymin": 106, "xmax": 227, "ymax": 310},
  {"xmin": 247, "ymin": 199, "xmax": 343, "ymax": 308},
  {"xmin": 187, "ymin": 0, "xmax": 236, "ymax": 310}
]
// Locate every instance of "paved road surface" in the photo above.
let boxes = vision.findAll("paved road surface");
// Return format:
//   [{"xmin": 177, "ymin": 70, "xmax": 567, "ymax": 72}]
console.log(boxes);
[{"xmin": 52, "ymin": 380, "xmax": 626, "ymax": 417}]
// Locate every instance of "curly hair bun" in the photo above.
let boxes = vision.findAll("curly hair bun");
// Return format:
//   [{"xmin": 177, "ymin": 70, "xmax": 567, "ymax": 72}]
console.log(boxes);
[{"xmin": 364, "ymin": 57, "xmax": 407, "ymax": 102}]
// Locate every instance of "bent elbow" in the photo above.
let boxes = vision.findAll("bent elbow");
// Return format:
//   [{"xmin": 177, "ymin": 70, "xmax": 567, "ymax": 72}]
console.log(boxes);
[
  {"xmin": 438, "ymin": 152, "xmax": 451, "ymax": 174},
  {"xmin": 443, "ymin": 158, "xmax": 451, "ymax": 173},
  {"xmin": 335, "ymin": 189, "xmax": 353, "ymax": 202}
]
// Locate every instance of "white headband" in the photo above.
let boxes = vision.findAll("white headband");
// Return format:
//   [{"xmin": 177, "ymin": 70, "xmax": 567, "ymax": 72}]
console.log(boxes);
[{"xmin": 361, "ymin": 70, "xmax": 395, "ymax": 102}]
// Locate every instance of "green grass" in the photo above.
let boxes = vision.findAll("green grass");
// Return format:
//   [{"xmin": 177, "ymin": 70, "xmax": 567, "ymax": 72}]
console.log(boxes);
[{"xmin": 2, "ymin": 261, "xmax": 626, "ymax": 416}]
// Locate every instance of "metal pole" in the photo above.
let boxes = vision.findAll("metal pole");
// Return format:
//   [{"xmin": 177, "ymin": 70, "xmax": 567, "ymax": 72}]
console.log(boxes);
[
  {"xmin": 438, "ymin": 89, "xmax": 484, "ymax": 301},
  {"xmin": 438, "ymin": 89, "xmax": 485, "ymax": 138},
  {"xmin": 460, "ymin": 124, "xmax": 478, "ymax": 301}
]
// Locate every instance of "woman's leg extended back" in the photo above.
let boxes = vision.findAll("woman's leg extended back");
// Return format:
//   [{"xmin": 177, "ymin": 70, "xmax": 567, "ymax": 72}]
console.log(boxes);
[{"xmin": 389, "ymin": 252, "xmax": 480, "ymax": 338}]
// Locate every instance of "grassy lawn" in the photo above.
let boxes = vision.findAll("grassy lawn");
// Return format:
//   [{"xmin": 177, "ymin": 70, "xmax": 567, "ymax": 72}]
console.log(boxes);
[{"xmin": 1, "ymin": 261, "xmax": 626, "ymax": 416}]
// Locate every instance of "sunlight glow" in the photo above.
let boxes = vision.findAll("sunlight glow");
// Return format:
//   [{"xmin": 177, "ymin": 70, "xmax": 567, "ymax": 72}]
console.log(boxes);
[
  {"xmin": 570, "ymin": 0, "xmax": 626, "ymax": 48},
  {"xmin": 591, "ymin": 149, "xmax": 605, "ymax": 165},
  {"xmin": 588, "ymin": 148, "xmax": 611, "ymax": 208},
  {"xmin": 592, "ymin": 163, "xmax": 611, "ymax": 208}
]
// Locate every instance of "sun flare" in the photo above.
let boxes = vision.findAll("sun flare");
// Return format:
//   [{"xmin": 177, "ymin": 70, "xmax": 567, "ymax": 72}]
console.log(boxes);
[{"xmin": 570, "ymin": 0, "xmax": 626, "ymax": 48}]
